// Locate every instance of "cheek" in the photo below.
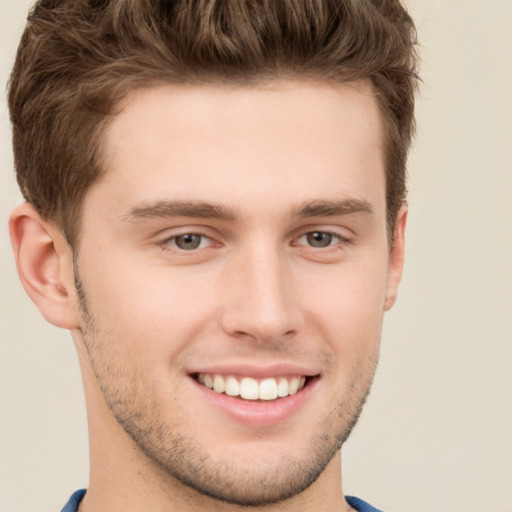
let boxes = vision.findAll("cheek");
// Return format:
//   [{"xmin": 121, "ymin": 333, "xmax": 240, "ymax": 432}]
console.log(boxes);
[
  {"xmin": 299, "ymin": 258, "xmax": 388, "ymax": 351},
  {"xmin": 78, "ymin": 254, "xmax": 219, "ymax": 359},
  {"xmin": 302, "ymin": 256, "xmax": 389, "ymax": 315}
]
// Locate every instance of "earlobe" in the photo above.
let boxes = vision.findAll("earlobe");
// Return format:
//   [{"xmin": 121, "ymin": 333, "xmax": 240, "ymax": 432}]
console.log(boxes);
[
  {"xmin": 9, "ymin": 203, "xmax": 81, "ymax": 329},
  {"xmin": 384, "ymin": 206, "xmax": 408, "ymax": 311}
]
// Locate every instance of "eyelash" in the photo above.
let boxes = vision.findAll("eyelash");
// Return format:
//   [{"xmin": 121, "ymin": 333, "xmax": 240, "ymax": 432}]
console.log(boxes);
[
  {"xmin": 293, "ymin": 230, "xmax": 350, "ymax": 249},
  {"xmin": 158, "ymin": 232, "xmax": 214, "ymax": 252},
  {"xmin": 157, "ymin": 229, "xmax": 350, "ymax": 253}
]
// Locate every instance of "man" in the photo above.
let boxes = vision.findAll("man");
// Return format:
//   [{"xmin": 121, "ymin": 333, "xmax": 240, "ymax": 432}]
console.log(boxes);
[{"xmin": 8, "ymin": 1, "xmax": 418, "ymax": 511}]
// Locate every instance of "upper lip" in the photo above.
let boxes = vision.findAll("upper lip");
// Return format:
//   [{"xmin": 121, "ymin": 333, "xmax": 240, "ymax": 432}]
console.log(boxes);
[{"xmin": 188, "ymin": 362, "xmax": 320, "ymax": 379}]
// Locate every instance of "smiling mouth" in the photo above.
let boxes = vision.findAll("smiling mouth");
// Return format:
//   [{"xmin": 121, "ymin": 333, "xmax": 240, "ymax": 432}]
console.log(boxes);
[{"xmin": 193, "ymin": 373, "xmax": 312, "ymax": 401}]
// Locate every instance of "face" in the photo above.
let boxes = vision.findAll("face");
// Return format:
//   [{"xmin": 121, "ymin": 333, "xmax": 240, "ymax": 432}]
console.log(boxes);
[{"xmin": 73, "ymin": 81, "xmax": 404, "ymax": 506}]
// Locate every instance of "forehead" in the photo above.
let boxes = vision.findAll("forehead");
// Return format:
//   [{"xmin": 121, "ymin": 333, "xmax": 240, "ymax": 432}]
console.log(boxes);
[{"xmin": 88, "ymin": 80, "xmax": 386, "ymax": 221}]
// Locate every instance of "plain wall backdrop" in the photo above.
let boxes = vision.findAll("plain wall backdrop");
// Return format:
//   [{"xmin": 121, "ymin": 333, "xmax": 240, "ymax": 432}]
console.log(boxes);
[{"xmin": 1, "ymin": 1, "xmax": 511, "ymax": 511}]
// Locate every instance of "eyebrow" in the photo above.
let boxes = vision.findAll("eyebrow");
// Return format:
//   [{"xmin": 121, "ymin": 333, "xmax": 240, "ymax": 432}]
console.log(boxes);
[
  {"xmin": 122, "ymin": 197, "xmax": 373, "ymax": 223},
  {"xmin": 122, "ymin": 200, "xmax": 239, "ymax": 222},
  {"xmin": 293, "ymin": 198, "xmax": 374, "ymax": 218}
]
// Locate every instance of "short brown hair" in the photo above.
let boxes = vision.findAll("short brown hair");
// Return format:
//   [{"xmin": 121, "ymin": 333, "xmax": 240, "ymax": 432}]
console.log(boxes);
[{"xmin": 9, "ymin": 0, "xmax": 419, "ymax": 246}]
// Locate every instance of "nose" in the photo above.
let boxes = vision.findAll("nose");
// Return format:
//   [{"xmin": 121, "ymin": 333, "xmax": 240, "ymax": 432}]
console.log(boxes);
[{"xmin": 219, "ymin": 245, "xmax": 303, "ymax": 344}]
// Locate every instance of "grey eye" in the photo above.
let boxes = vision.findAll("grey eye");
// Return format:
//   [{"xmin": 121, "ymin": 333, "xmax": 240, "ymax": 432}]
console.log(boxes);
[
  {"xmin": 306, "ymin": 232, "xmax": 334, "ymax": 248},
  {"xmin": 174, "ymin": 233, "xmax": 203, "ymax": 250}
]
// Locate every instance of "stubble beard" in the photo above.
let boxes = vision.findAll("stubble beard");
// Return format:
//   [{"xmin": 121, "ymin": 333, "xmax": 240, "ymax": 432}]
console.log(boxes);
[{"xmin": 75, "ymin": 269, "xmax": 379, "ymax": 507}]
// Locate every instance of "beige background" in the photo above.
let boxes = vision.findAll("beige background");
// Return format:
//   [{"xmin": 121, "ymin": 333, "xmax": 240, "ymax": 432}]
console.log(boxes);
[{"xmin": 1, "ymin": 1, "xmax": 511, "ymax": 511}]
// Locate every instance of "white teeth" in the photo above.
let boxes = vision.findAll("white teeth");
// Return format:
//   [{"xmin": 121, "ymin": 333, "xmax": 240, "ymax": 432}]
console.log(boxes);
[
  {"xmin": 213, "ymin": 374, "xmax": 225, "ymax": 393},
  {"xmin": 197, "ymin": 373, "xmax": 308, "ymax": 400},
  {"xmin": 259, "ymin": 378, "xmax": 278, "ymax": 400},
  {"xmin": 225, "ymin": 376, "xmax": 240, "ymax": 396},
  {"xmin": 277, "ymin": 377, "xmax": 289, "ymax": 397},
  {"xmin": 204, "ymin": 374, "xmax": 213, "ymax": 389},
  {"xmin": 288, "ymin": 376, "xmax": 300, "ymax": 395},
  {"xmin": 240, "ymin": 377, "xmax": 259, "ymax": 400}
]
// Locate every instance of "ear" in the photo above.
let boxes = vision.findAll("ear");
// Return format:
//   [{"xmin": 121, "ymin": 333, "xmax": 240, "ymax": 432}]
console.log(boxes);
[
  {"xmin": 9, "ymin": 203, "xmax": 81, "ymax": 329},
  {"xmin": 384, "ymin": 206, "xmax": 407, "ymax": 311}
]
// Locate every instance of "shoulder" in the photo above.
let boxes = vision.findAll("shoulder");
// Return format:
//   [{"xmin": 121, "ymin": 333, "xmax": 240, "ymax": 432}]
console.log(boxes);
[
  {"xmin": 60, "ymin": 489, "xmax": 86, "ymax": 512},
  {"xmin": 346, "ymin": 495, "xmax": 384, "ymax": 512}
]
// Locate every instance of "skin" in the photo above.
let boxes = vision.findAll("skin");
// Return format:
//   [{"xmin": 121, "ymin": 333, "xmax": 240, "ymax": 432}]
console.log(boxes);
[{"xmin": 10, "ymin": 80, "xmax": 406, "ymax": 512}]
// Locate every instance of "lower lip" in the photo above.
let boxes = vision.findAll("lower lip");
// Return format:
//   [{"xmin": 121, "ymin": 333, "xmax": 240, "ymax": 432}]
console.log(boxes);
[{"xmin": 190, "ymin": 377, "xmax": 319, "ymax": 427}]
